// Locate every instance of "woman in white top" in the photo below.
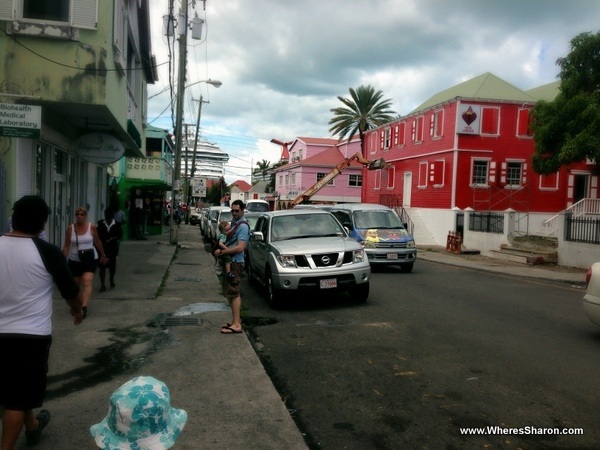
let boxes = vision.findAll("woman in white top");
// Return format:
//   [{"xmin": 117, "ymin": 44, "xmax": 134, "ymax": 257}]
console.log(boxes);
[{"xmin": 62, "ymin": 207, "xmax": 107, "ymax": 319}]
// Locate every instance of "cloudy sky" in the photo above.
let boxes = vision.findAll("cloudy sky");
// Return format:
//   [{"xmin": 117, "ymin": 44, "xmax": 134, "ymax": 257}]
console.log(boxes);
[{"xmin": 146, "ymin": 0, "xmax": 600, "ymax": 184}]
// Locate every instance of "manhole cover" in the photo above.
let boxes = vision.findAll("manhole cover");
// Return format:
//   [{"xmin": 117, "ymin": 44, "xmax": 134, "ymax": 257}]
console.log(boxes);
[
  {"xmin": 163, "ymin": 316, "xmax": 201, "ymax": 326},
  {"xmin": 174, "ymin": 277, "xmax": 201, "ymax": 282}
]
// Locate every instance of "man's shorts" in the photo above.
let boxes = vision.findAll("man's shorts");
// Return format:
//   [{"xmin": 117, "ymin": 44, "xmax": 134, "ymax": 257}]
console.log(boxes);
[
  {"xmin": 224, "ymin": 262, "xmax": 243, "ymax": 299},
  {"xmin": 0, "ymin": 334, "xmax": 52, "ymax": 410}
]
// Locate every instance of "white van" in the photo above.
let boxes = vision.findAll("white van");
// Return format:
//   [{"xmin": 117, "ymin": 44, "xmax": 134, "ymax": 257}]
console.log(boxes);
[
  {"xmin": 331, "ymin": 203, "xmax": 416, "ymax": 272},
  {"xmin": 246, "ymin": 199, "xmax": 269, "ymax": 212}
]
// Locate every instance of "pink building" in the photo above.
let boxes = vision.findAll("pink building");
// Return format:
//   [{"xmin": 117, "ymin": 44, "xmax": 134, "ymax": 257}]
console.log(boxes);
[{"xmin": 272, "ymin": 136, "xmax": 364, "ymax": 209}]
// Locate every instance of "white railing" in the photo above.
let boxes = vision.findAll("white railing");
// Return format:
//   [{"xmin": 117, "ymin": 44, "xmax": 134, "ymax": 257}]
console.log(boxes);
[{"xmin": 542, "ymin": 198, "xmax": 600, "ymax": 237}]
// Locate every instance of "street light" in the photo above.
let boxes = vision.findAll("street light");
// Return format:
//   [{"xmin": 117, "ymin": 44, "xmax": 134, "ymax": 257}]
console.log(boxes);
[{"xmin": 170, "ymin": 78, "xmax": 222, "ymax": 243}]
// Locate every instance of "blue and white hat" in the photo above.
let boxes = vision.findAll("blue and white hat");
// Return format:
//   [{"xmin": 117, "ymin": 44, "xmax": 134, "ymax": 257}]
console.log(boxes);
[{"xmin": 90, "ymin": 376, "xmax": 187, "ymax": 450}]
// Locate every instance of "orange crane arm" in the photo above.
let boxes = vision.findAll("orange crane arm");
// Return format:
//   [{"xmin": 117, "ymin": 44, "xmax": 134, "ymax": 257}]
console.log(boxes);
[{"xmin": 291, "ymin": 152, "xmax": 387, "ymax": 207}]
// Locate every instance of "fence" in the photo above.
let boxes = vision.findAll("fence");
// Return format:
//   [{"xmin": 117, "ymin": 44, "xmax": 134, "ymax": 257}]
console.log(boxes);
[
  {"xmin": 565, "ymin": 214, "xmax": 600, "ymax": 244},
  {"xmin": 468, "ymin": 212, "xmax": 504, "ymax": 234}
]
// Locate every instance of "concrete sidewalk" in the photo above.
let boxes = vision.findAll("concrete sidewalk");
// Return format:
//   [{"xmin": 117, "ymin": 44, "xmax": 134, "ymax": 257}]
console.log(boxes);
[{"xmin": 26, "ymin": 224, "xmax": 307, "ymax": 450}]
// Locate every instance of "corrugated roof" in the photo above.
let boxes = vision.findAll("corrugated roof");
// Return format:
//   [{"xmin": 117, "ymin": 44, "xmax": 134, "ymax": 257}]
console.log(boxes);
[
  {"xmin": 249, "ymin": 180, "xmax": 269, "ymax": 192},
  {"xmin": 411, "ymin": 72, "xmax": 538, "ymax": 114},
  {"xmin": 526, "ymin": 80, "xmax": 561, "ymax": 102},
  {"xmin": 146, "ymin": 125, "xmax": 170, "ymax": 139}
]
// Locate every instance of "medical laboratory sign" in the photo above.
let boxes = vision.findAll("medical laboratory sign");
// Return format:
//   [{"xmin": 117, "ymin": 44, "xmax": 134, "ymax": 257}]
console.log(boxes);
[{"xmin": 0, "ymin": 103, "xmax": 42, "ymax": 138}]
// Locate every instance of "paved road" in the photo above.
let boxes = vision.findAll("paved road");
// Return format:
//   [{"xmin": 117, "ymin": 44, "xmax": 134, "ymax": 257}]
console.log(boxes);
[{"xmin": 243, "ymin": 259, "xmax": 600, "ymax": 449}]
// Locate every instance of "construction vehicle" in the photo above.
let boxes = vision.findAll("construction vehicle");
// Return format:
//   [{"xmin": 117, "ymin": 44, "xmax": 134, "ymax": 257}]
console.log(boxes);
[{"xmin": 291, "ymin": 152, "xmax": 388, "ymax": 207}]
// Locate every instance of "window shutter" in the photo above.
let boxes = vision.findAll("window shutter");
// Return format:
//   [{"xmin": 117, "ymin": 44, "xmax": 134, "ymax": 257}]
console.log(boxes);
[
  {"xmin": 0, "ymin": 0, "xmax": 12, "ymax": 20},
  {"xmin": 411, "ymin": 121, "xmax": 416, "ymax": 142},
  {"xmin": 113, "ymin": 0, "xmax": 126, "ymax": 73},
  {"xmin": 393, "ymin": 125, "xmax": 398, "ymax": 146},
  {"xmin": 72, "ymin": 0, "xmax": 97, "ymax": 29},
  {"xmin": 429, "ymin": 114, "xmax": 434, "ymax": 136},
  {"xmin": 16, "ymin": 139, "xmax": 34, "ymax": 198}
]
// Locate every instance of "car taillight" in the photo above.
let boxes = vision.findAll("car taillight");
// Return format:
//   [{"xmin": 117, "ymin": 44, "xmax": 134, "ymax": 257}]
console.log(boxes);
[{"xmin": 586, "ymin": 267, "xmax": 593, "ymax": 288}]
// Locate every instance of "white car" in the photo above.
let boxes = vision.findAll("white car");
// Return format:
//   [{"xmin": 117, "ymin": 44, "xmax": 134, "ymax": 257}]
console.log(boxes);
[
  {"xmin": 583, "ymin": 262, "xmax": 600, "ymax": 326},
  {"xmin": 247, "ymin": 210, "xmax": 371, "ymax": 308}
]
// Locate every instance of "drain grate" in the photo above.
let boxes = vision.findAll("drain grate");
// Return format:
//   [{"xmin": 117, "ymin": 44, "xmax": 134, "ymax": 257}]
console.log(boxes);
[
  {"xmin": 162, "ymin": 316, "xmax": 201, "ymax": 326},
  {"xmin": 174, "ymin": 277, "xmax": 201, "ymax": 282}
]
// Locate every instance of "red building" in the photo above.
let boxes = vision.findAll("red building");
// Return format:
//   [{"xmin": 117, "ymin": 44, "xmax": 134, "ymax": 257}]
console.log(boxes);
[{"xmin": 362, "ymin": 73, "xmax": 599, "ymax": 246}]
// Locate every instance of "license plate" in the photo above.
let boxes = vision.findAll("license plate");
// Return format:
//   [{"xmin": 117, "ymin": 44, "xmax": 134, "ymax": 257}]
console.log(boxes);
[
  {"xmin": 387, "ymin": 253, "xmax": 398, "ymax": 260},
  {"xmin": 320, "ymin": 278, "xmax": 337, "ymax": 289}
]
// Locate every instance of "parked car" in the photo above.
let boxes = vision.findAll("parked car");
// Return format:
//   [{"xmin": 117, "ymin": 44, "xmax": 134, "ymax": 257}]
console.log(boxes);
[
  {"xmin": 293, "ymin": 204, "xmax": 333, "ymax": 211},
  {"xmin": 583, "ymin": 262, "xmax": 600, "ymax": 326},
  {"xmin": 207, "ymin": 206, "xmax": 232, "ymax": 243},
  {"xmin": 243, "ymin": 212, "xmax": 261, "ymax": 273},
  {"xmin": 199, "ymin": 208, "xmax": 211, "ymax": 236},
  {"xmin": 189, "ymin": 207, "xmax": 203, "ymax": 225},
  {"xmin": 247, "ymin": 210, "xmax": 371, "ymax": 308},
  {"xmin": 246, "ymin": 199, "xmax": 270, "ymax": 212},
  {"xmin": 331, "ymin": 203, "xmax": 416, "ymax": 271}
]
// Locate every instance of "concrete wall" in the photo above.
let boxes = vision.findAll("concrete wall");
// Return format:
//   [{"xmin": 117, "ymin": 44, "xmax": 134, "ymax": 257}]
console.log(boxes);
[{"xmin": 557, "ymin": 213, "xmax": 599, "ymax": 269}]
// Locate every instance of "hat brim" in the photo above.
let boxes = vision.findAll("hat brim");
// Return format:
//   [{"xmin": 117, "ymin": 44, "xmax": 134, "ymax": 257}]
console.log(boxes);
[{"xmin": 90, "ymin": 407, "xmax": 187, "ymax": 450}]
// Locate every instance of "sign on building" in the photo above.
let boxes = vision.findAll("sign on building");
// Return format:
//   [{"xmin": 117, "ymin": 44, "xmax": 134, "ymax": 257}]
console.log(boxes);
[{"xmin": 0, "ymin": 103, "xmax": 42, "ymax": 138}]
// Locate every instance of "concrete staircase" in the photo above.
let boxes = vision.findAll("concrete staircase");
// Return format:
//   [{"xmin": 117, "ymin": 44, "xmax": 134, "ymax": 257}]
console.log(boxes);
[
  {"xmin": 487, "ymin": 236, "xmax": 558, "ymax": 265},
  {"xmin": 405, "ymin": 208, "xmax": 438, "ymax": 246}
]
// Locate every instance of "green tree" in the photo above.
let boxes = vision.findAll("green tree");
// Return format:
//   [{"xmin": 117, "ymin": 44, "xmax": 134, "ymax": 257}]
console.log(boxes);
[
  {"xmin": 329, "ymin": 85, "xmax": 396, "ymax": 157},
  {"xmin": 532, "ymin": 31, "xmax": 600, "ymax": 174},
  {"xmin": 253, "ymin": 159, "xmax": 271, "ymax": 182}
]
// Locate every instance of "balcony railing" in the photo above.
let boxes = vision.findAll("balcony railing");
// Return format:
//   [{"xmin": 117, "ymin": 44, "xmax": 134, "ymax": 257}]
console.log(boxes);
[{"xmin": 126, "ymin": 157, "xmax": 172, "ymax": 184}]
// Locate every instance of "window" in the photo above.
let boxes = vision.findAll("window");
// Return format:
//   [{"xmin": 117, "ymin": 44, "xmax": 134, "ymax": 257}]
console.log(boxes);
[
  {"xmin": 505, "ymin": 161, "xmax": 522, "ymax": 187},
  {"xmin": 472, "ymin": 160, "xmax": 489, "ymax": 186},
  {"xmin": 316, "ymin": 173, "xmax": 334, "ymax": 186},
  {"xmin": 418, "ymin": 162, "xmax": 428, "ymax": 187},
  {"xmin": 431, "ymin": 160, "xmax": 445, "ymax": 186},
  {"xmin": 539, "ymin": 172, "xmax": 559, "ymax": 191},
  {"xmin": 387, "ymin": 166, "xmax": 395, "ymax": 189},
  {"xmin": 517, "ymin": 108, "xmax": 534, "ymax": 137},
  {"xmin": 0, "ymin": 0, "xmax": 98, "ymax": 29},
  {"xmin": 291, "ymin": 173, "xmax": 296, "ymax": 185},
  {"xmin": 394, "ymin": 122, "xmax": 406, "ymax": 146},
  {"xmin": 374, "ymin": 170, "xmax": 381, "ymax": 190},
  {"xmin": 349, "ymin": 174, "xmax": 362, "ymax": 187},
  {"xmin": 430, "ymin": 110, "xmax": 443, "ymax": 138},
  {"xmin": 23, "ymin": 0, "xmax": 68, "ymax": 22},
  {"xmin": 369, "ymin": 132, "xmax": 377, "ymax": 154},
  {"xmin": 481, "ymin": 107, "xmax": 500, "ymax": 135},
  {"xmin": 412, "ymin": 116, "xmax": 424, "ymax": 143},
  {"xmin": 382, "ymin": 128, "xmax": 391, "ymax": 150}
]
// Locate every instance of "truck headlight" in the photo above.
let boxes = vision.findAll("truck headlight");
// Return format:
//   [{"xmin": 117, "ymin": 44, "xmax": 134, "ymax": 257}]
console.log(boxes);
[
  {"xmin": 353, "ymin": 249, "xmax": 366, "ymax": 263},
  {"xmin": 406, "ymin": 240, "xmax": 416, "ymax": 248},
  {"xmin": 276, "ymin": 255, "xmax": 297, "ymax": 268}
]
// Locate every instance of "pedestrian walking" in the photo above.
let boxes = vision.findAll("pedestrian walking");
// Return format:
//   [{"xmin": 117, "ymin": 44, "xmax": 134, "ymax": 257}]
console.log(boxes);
[
  {"xmin": 97, "ymin": 208, "xmax": 122, "ymax": 292},
  {"xmin": 0, "ymin": 195, "xmax": 83, "ymax": 450},
  {"xmin": 212, "ymin": 199, "xmax": 250, "ymax": 334},
  {"xmin": 62, "ymin": 207, "xmax": 108, "ymax": 319}
]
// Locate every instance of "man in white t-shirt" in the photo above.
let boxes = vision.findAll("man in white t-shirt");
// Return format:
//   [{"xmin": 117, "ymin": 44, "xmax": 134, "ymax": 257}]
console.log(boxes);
[{"xmin": 0, "ymin": 195, "xmax": 83, "ymax": 449}]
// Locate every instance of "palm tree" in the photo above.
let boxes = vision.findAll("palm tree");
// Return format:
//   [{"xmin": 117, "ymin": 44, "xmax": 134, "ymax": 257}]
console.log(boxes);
[
  {"xmin": 253, "ymin": 159, "xmax": 271, "ymax": 182},
  {"xmin": 329, "ymin": 85, "xmax": 396, "ymax": 157}
]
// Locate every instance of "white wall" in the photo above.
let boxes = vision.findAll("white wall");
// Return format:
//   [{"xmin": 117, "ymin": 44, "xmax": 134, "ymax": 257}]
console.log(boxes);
[{"xmin": 557, "ymin": 213, "xmax": 599, "ymax": 269}]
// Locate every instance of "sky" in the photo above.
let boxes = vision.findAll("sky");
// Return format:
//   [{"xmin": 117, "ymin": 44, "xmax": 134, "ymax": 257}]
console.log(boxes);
[{"xmin": 146, "ymin": 0, "xmax": 600, "ymax": 185}]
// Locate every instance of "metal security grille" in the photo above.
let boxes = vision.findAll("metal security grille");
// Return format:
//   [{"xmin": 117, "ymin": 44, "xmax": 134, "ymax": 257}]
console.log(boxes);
[
  {"xmin": 468, "ymin": 212, "xmax": 504, "ymax": 234},
  {"xmin": 565, "ymin": 215, "xmax": 600, "ymax": 244}
]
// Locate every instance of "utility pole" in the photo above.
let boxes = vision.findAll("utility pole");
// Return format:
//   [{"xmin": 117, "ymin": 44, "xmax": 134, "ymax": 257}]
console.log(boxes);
[
  {"xmin": 188, "ymin": 95, "xmax": 207, "ymax": 207},
  {"xmin": 170, "ymin": 2, "xmax": 188, "ymax": 245}
]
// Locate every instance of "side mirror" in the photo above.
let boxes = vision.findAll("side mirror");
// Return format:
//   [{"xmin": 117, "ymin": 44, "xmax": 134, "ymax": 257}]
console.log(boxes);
[{"xmin": 251, "ymin": 231, "xmax": 264, "ymax": 242}]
